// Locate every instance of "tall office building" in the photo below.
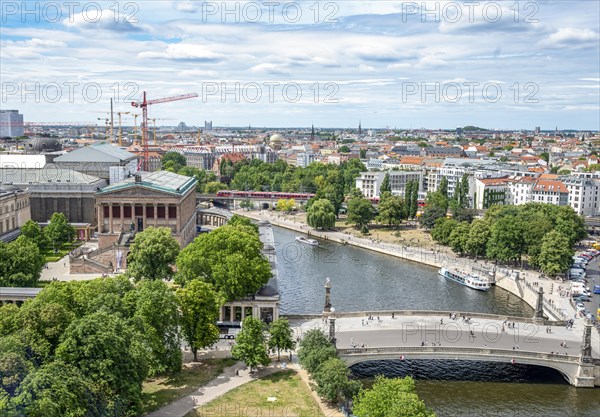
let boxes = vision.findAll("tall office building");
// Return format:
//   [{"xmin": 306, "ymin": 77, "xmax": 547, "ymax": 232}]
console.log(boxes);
[{"xmin": 0, "ymin": 110, "xmax": 24, "ymax": 138}]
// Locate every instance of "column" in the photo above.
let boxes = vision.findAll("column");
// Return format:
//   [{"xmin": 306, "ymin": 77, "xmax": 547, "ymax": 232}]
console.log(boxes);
[
  {"xmin": 229, "ymin": 305, "xmax": 235, "ymax": 322},
  {"xmin": 219, "ymin": 307, "xmax": 224, "ymax": 322},
  {"xmin": 153, "ymin": 203, "xmax": 158, "ymax": 226},
  {"xmin": 323, "ymin": 277, "xmax": 332, "ymax": 313},
  {"xmin": 109, "ymin": 204, "xmax": 114, "ymax": 233},
  {"xmin": 176, "ymin": 205, "xmax": 181, "ymax": 232},
  {"xmin": 119, "ymin": 203, "xmax": 124, "ymax": 232},
  {"xmin": 97, "ymin": 204, "xmax": 104, "ymax": 232},
  {"xmin": 165, "ymin": 204, "xmax": 170, "ymax": 227},
  {"xmin": 143, "ymin": 204, "xmax": 147, "ymax": 230},
  {"xmin": 534, "ymin": 286, "xmax": 544, "ymax": 319},
  {"xmin": 241, "ymin": 306, "xmax": 246, "ymax": 320},
  {"xmin": 580, "ymin": 318, "xmax": 592, "ymax": 359}
]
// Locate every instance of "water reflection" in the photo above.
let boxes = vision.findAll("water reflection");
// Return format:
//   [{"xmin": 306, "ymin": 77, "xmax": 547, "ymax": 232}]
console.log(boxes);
[{"xmin": 273, "ymin": 226, "xmax": 533, "ymax": 317}]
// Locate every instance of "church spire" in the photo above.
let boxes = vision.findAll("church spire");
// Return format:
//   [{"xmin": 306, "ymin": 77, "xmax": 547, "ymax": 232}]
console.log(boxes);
[{"xmin": 311, "ymin": 124, "xmax": 315, "ymax": 141}]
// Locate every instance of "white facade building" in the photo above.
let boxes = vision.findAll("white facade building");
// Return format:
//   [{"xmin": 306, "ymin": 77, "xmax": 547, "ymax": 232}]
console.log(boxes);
[{"xmin": 356, "ymin": 171, "xmax": 422, "ymax": 198}]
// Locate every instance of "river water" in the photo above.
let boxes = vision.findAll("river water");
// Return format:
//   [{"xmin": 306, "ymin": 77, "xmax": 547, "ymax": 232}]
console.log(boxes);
[{"xmin": 272, "ymin": 226, "xmax": 600, "ymax": 416}]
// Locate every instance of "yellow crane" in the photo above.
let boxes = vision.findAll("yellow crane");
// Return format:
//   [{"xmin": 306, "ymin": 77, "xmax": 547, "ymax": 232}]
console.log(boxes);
[
  {"xmin": 149, "ymin": 118, "xmax": 158, "ymax": 145},
  {"xmin": 116, "ymin": 111, "xmax": 130, "ymax": 146},
  {"xmin": 132, "ymin": 114, "xmax": 140, "ymax": 145}
]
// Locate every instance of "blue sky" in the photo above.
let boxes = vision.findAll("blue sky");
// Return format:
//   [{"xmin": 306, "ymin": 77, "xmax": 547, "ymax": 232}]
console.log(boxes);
[{"xmin": 1, "ymin": 1, "xmax": 599, "ymax": 130}]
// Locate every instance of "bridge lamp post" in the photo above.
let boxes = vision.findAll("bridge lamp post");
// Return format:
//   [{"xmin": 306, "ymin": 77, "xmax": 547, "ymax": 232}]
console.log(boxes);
[{"xmin": 329, "ymin": 307, "xmax": 336, "ymax": 347}]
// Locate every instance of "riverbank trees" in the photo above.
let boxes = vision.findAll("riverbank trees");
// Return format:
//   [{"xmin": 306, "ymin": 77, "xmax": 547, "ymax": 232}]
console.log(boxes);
[
  {"xmin": 307, "ymin": 198, "xmax": 337, "ymax": 230},
  {"xmin": 429, "ymin": 203, "xmax": 584, "ymax": 274}
]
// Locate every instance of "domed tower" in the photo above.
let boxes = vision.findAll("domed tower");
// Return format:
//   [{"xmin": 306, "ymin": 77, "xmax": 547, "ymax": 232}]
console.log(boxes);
[
  {"xmin": 23, "ymin": 137, "xmax": 63, "ymax": 154},
  {"xmin": 269, "ymin": 134, "xmax": 283, "ymax": 151}
]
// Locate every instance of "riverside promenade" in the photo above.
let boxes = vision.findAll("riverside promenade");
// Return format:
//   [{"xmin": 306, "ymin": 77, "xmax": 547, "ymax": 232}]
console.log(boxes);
[{"xmin": 236, "ymin": 210, "xmax": 577, "ymax": 323}]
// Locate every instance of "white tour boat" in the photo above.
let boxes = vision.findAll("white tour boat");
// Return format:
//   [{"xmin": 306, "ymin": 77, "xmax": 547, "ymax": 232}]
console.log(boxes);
[
  {"xmin": 438, "ymin": 267, "xmax": 492, "ymax": 291},
  {"xmin": 295, "ymin": 236, "xmax": 319, "ymax": 246}
]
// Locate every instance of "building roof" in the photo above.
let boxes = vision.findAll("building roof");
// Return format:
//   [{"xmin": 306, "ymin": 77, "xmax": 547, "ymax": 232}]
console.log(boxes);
[
  {"xmin": 54, "ymin": 143, "xmax": 137, "ymax": 163},
  {"xmin": 0, "ymin": 154, "xmax": 47, "ymax": 169},
  {"xmin": 97, "ymin": 170, "xmax": 196, "ymax": 196},
  {"xmin": 478, "ymin": 177, "xmax": 511, "ymax": 186},
  {"xmin": 0, "ymin": 166, "xmax": 105, "ymax": 185},
  {"xmin": 532, "ymin": 179, "xmax": 568, "ymax": 193}
]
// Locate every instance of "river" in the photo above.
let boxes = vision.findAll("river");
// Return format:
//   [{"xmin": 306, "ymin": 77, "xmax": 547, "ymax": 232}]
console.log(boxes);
[{"xmin": 272, "ymin": 226, "xmax": 599, "ymax": 417}]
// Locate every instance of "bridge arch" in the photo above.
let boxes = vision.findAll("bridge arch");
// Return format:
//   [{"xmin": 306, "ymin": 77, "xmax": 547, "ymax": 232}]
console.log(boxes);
[{"xmin": 338, "ymin": 347, "xmax": 581, "ymax": 385}]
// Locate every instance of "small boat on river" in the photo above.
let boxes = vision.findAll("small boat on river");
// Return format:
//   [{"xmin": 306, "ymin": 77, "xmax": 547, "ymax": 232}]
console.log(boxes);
[
  {"xmin": 438, "ymin": 267, "xmax": 492, "ymax": 291},
  {"xmin": 296, "ymin": 236, "xmax": 319, "ymax": 246}
]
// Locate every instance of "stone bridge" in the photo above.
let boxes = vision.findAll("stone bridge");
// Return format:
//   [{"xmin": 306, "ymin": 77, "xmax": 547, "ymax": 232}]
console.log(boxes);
[
  {"xmin": 337, "ymin": 345, "xmax": 600, "ymax": 388},
  {"xmin": 289, "ymin": 312, "xmax": 600, "ymax": 388}
]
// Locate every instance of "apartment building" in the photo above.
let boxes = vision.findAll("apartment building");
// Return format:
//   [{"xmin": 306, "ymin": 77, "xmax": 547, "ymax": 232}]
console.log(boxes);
[{"xmin": 356, "ymin": 171, "xmax": 422, "ymax": 198}]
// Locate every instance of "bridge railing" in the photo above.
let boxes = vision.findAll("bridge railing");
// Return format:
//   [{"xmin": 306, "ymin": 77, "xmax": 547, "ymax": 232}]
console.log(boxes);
[
  {"xmin": 337, "ymin": 346, "xmax": 581, "ymax": 362},
  {"xmin": 284, "ymin": 310, "xmax": 564, "ymax": 325}
]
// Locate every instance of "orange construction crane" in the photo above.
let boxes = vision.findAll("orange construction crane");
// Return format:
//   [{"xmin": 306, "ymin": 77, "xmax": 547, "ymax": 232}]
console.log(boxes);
[{"xmin": 131, "ymin": 91, "xmax": 198, "ymax": 170}]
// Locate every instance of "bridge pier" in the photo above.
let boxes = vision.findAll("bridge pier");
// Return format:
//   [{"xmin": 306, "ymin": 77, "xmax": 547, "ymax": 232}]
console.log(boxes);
[
  {"xmin": 534, "ymin": 286, "xmax": 545, "ymax": 320},
  {"xmin": 573, "ymin": 319, "xmax": 597, "ymax": 387}
]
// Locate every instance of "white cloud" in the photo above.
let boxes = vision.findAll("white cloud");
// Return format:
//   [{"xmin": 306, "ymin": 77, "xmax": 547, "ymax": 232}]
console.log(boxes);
[
  {"xmin": 538, "ymin": 28, "xmax": 599, "ymax": 48},
  {"xmin": 137, "ymin": 44, "xmax": 225, "ymax": 61}
]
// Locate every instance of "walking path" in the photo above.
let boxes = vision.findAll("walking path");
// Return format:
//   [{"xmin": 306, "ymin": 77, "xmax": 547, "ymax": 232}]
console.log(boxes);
[{"xmin": 145, "ymin": 363, "xmax": 282, "ymax": 417}]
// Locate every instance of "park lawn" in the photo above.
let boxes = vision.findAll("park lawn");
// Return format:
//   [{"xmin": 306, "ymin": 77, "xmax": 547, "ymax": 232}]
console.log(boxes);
[
  {"xmin": 187, "ymin": 370, "xmax": 324, "ymax": 417},
  {"xmin": 142, "ymin": 358, "xmax": 237, "ymax": 414},
  {"xmin": 42, "ymin": 242, "xmax": 82, "ymax": 262}
]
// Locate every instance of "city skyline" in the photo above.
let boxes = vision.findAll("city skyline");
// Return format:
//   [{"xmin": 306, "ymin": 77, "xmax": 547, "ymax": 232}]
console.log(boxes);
[{"xmin": 1, "ymin": 1, "xmax": 599, "ymax": 129}]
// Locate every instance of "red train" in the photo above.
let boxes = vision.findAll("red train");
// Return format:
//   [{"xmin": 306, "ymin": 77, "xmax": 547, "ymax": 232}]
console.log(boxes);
[{"xmin": 216, "ymin": 190, "xmax": 316, "ymax": 201}]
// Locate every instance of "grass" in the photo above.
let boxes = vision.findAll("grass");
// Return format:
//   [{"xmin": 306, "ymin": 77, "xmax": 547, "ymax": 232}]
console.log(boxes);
[
  {"xmin": 42, "ymin": 242, "xmax": 83, "ymax": 263},
  {"xmin": 141, "ymin": 358, "xmax": 237, "ymax": 415},
  {"xmin": 186, "ymin": 370, "xmax": 325, "ymax": 417}
]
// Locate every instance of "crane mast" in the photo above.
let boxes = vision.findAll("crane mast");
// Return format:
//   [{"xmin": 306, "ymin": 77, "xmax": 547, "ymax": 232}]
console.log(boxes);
[{"xmin": 131, "ymin": 91, "xmax": 198, "ymax": 170}]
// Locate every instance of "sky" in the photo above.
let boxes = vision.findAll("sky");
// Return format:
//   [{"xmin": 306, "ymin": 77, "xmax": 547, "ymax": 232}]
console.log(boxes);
[{"xmin": 1, "ymin": 0, "xmax": 599, "ymax": 130}]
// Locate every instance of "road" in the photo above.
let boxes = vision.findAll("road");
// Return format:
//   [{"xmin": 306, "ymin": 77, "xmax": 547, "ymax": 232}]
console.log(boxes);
[{"xmin": 291, "ymin": 314, "xmax": 594, "ymax": 357}]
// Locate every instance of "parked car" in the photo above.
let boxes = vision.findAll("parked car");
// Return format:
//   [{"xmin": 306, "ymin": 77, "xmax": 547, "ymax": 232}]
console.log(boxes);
[{"xmin": 574, "ymin": 295, "xmax": 591, "ymax": 302}]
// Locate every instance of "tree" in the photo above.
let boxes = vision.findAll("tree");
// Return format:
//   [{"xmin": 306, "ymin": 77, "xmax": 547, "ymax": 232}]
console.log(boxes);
[
  {"xmin": 553, "ymin": 206, "xmax": 586, "ymax": 246},
  {"xmin": 455, "ymin": 174, "xmax": 470, "ymax": 209},
  {"xmin": 353, "ymin": 375, "xmax": 436, "ymax": 417},
  {"xmin": 338, "ymin": 145, "xmax": 351, "ymax": 153},
  {"xmin": 419, "ymin": 206, "xmax": 447, "ymax": 230},
  {"xmin": 448, "ymin": 221, "xmax": 470, "ymax": 255},
  {"xmin": 0, "ymin": 237, "xmax": 45, "ymax": 287},
  {"xmin": 55, "ymin": 312, "xmax": 148, "ymax": 416},
  {"xmin": 176, "ymin": 280, "xmax": 222, "ymax": 362},
  {"xmin": 268, "ymin": 318, "xmax": 295, "ymax": 361},
  {"xmin": 307, "ymin": 198, "xmax": 336, "ymax": 230},
  {"xmin": 44, "ymin": 213, "xmax": 76, "ymax": 249},
  {"xmin": 161, "ymin": 151, "xmax": 186, "ymax": 172},
  {"xmin": 11, "ymin": 362, "xmax": 104, "ymax": 417},
  {"xmin": 204, "ymin": 181, "xmax": 226, "ymax": 194},
  {"xmin": 486, "ymin": 216, "xmax": 526, "ymax": 264},
  {"xmin": 176, "ymin": 225, "xmax": 271, "ymax": 300},
  {"xmin": 380, "ymin": 173, "xmax": 391, "ymax": 195},
  {"xmin": 239, "ymin": 199, "xmax": 255, "ymax": 211},
  {"xmin": 312, "ymin": 358, "xmax": 360, "ymax": 403},
  {"xmin": 430, "ymin": 218, "xmax": 457, "ymax": 245},
  {"xmin": 231, "ymin": 316, "xmax": 270, "ymax": 372},
  {"xmin": 465, "ymin": 219, "xmax": 491, "ymax": 259},
  {"xmin": 347, "ymin": 195, "xmax": 375, "ymax": 231},
  {"xmin": 438, "ymin": 177, "xmax": 448, "ymax": 199},
  {"xmin": 131, "ymin": 280, "xmax": 182, "ymax": 376},
  {"xmin": 126, "ymin": 227, "xmax": 180, "ymax": 281},
  {"xmin": 228, "ymin": 214, "xmax": 259, "ymax": 234},
  {"xmin": 276, "ymin": 198, "xmax": 296, "ymax": 213},
  {"xmin": 522, "ymin": 212, "xmax": 553, "ymax": 268},
  {"xmin": 20, "ymin": 220, "xmax": 46, "ymax": 249},
  {"xmin": 376, "ymin": 193, "xmax": 405, "ymax": 227},
  {"xmin": 537, "ymin": 231, "xmax": 574, "ymax": 276},
  {"xmin": 297, "ymin": 329, "xmax": 337, "ymax": 375}
]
